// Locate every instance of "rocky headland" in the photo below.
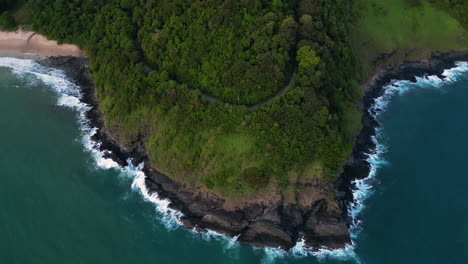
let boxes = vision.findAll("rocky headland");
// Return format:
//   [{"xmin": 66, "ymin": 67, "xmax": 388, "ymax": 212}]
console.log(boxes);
[{"xmin": 36, "ymin": 50, "xmax": 468, "ymax": 251}]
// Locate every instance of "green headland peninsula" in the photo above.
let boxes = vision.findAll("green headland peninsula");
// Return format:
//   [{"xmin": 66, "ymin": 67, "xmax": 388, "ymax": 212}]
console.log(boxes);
[{"xmin": 1, "ymin": 0, "xmax": 467, "ymax": 250}]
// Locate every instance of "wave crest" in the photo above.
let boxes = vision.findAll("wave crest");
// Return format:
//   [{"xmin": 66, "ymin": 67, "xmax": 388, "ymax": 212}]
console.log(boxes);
[{"xmin": 1, "ymin": 57, "xmax": 466, "ymax": 263}]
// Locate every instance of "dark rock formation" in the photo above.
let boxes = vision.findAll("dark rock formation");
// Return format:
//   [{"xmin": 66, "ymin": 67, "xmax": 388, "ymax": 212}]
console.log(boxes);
[{"xmin": 38, "ymin": 50, "xmax": 468, "ymax": 251}]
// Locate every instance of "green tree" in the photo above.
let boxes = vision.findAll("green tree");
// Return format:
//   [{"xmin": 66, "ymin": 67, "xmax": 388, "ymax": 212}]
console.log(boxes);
[
  {"xmin": 297, "ymin": 45, "xmax": 320, "ymax": 69},
  {"xmin": 0, "ymin": 11, "xmax": 16, "ymax": 30}
]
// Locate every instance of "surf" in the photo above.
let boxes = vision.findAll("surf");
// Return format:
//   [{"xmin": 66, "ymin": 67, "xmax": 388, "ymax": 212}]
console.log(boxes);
[{"xmin": 1, "ymin": 56, "xmax": 467, "ymax": 263}]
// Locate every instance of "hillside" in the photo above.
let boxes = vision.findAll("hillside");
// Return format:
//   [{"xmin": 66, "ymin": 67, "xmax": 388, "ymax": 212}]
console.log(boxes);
[
  {"xmin": 8, "ymin": 0, "xmax": 359, "ymax": 197},
  {"xmin": 1, "ymin": 0, "xmax": 467, "ymax": 249}
]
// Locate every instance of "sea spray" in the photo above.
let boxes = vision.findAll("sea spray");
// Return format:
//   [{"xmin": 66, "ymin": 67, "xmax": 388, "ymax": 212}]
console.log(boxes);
[
  {"xmin": 0, "ymin": 57, "xmax": 351, "ymax": 262},
  {"xmin": 0, "ymin": 57, "xmax": 181, "ymax": 228},
  {"xmin": 240, "ymin": 60, "xmax": 468, "ymax": 263},
  {"xmin": 0, "ymin": 56, "xmax": 245, "ymax": 252},
  {"xmin": 344, "ymin": 61, "xmax": 468, "ymax": 250},
  {"xmin": 2, "ymin": 56, "xmax": 467, "ymax": 263},
  {"xmin": 0, "ymin": 57, "xmax": 309, "ymax": 262},
  {"xmin": 127, "ymin": 161, "xmax": 184, "ymax": 229},
  {"xmin": 260, "ymin": 62, "xmax": 468, "ymax": 262},
  {"xmin": 257, "ymin": 61, "xmax": 468, "ymax": 263}
]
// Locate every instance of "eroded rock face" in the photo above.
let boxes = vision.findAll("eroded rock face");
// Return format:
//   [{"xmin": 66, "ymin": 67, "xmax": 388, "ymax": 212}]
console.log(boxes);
[
  {"xmin": 39, "ymin": 51, "xmax": 468, "ymax": 251},
  {"xmin": 143, "ymin": 171, "xmax": 350, "ymax": 250},
  {"xmin": 37, "ymin": 56, "xmax": 351, "ymax": 251},
  {"xmin": 238, "ymin": 221, "xmax": 293, "ymax": 249},
  {"xmin": 38, "ymin": 56, "xmax": 353, "ymax": 251},
  {"xmin": 141, "ymin": 170, "xmax": 351, "ymax": 251},
  {"xmin": 303, "ymin": 213, "xmax": 351, "ymax": 249},
  {"xmin": 198, "ymin": 211, "xmax": 249, "ymax": 235}
]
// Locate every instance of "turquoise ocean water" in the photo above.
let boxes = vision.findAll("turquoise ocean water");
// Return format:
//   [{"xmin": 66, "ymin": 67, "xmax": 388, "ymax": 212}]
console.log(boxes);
[{"xmin": 0, "ymin": 57, "xmax": 466, "ymax": 263}]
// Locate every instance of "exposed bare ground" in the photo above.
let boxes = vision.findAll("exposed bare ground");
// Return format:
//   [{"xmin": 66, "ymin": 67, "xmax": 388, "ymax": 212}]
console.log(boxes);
[{"xmin": 0, "ymin": 30, "xmax": 83, "ymax": 58}]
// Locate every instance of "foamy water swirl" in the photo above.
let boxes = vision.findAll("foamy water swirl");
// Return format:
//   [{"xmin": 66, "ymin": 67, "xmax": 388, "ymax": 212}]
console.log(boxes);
[{"xmin": 1, "ymin": 57, "xmax": 466, "ymax": 263}]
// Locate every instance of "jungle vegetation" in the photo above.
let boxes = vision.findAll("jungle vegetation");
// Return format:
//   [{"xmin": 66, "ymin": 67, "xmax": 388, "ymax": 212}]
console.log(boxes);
[{"xmin": 2, "ymin": 0, "xmax": 467, "ymax": 196}]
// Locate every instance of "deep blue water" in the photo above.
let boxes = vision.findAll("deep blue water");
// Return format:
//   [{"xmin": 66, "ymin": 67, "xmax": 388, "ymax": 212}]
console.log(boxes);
[
  {"xmin": 353, "ymin": 62, "xmax": 468, "ymax": 263},
  {"xmin": 0, "ymin": 57, "xmax": 466, "ymax": 264}
]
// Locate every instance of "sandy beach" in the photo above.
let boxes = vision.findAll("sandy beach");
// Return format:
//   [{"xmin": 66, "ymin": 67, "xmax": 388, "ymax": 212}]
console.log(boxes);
[{"xmin": 0, "ymin": 30, "xmax": 83, "ymax": 58}]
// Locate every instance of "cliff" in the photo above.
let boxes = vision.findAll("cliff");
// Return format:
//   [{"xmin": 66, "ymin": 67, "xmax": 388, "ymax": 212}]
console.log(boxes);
[{"xmin": 37, "ymin": 51, "xmax": 467, "ymax": 250}]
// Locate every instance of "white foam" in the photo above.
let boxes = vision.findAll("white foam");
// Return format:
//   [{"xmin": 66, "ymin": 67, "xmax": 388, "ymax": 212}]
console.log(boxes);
[
  {"xmin": 344, "ymin": 61, "xmax": 468, "ymax": 252},
  {"xmin": 2, "ymin": 57, "xmax": 467, "ymax": 262},
  {"xmin": 0, "ymin": 57, "xmax": 183, "ymax": 230},
  {"xmin": 311, "ymin": 244, "xmax": 361, "ymax": 263},
  {"xmin": 257, "ymin": 239, "xmax": 361, "ymax": 263},
  {"xmin": 128, "ymin": 162, "xmax": 183, "ymax": 229},
  {"xmin": 261, "ymin": 61, "xmax": 468, "ymax": 262},
  {"xmin": 190, "ymin": 229, "xmax": 241, "ymax": 255}
]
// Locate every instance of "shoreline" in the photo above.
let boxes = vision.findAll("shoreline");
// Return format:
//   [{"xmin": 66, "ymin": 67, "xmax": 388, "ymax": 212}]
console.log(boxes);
[
  {"xmin": 37, "ymin": 56, "xmax": 351, "ymax": 251},
  {"xmin": 335, "ymin": 51, "xmax": 468, "ymax": 227},
  {"xmin": 0, "ymin": 30, "xmax": 83, "ymax": 58},
  {"xmin": 30, "ymin": 50, "xmax": 468, "ymax": 251}
]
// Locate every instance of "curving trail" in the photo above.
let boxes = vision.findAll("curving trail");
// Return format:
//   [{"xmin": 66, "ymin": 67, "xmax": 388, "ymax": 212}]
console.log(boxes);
[
  {"xmin": 247, "ymin": 66, "xmax": 297, "ymax": 110},
  {"xmin": 192, "ymin": 65, "xmax": 297, "ymax": 111}
]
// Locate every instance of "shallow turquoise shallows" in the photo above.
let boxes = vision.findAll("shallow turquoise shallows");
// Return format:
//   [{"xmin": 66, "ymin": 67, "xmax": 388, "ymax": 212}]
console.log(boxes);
[{"xmin": 0, "ymin": 58, "xmax": 466, "ymax": 264}]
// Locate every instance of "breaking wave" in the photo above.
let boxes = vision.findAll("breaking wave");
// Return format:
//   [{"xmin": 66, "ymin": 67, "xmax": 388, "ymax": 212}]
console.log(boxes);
[
  {"xmin": 0, "ymin": 56, "xmax": 246, "ymax": 253},
  {"xmin": 350, "ymin": 61, "xmax": 468, "ymax": 231},
  {"xmin": 0, "ymin": 57, "xmax": 182, "ymax": 229},
  {"xmin": 342, "ymin": 61, "xmax": 468, "ymax": 261},
  {"xmin": 1, "ymin": 56, "xmax": 466, "ymax": 263}
]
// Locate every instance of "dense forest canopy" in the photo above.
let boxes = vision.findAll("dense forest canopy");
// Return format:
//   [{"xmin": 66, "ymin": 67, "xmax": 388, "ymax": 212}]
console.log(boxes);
[
  {"xmin": 0, "ymin": 0, "xmax": 21, "ymax": 12},
  {"xmin": 2, "ymin": 0, "xmax": 467, "ymax": 196},
  {"xmin": 137, "ymin": 0, "xmax": 297, "ymax": 105},
  {"xmin": 0, "ymin": 0, "xmax": 24, "ymax": 29}
]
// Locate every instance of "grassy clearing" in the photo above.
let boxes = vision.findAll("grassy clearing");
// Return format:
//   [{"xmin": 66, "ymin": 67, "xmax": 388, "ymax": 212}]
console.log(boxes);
[
  {"xmin": 301, "ymin": 161, "xmax": 324, "ymax": 180},
  {"xmin": 19, "ymin": 0, "xmax": 465, "ymax": 197},
  {"xmin": 352, "ymin": 0, "xmax": 468, "ymax": 78},
  {"xmin": 216, "ymin": 134, "xmax": 253, "ymax": 155},
  {"xmin": 144, "ymin": 115, "xmax": 265, "ymax": 196},
  {"xmin": 341, "ymin": 101, "xmax": 363, "ymax": 143}
]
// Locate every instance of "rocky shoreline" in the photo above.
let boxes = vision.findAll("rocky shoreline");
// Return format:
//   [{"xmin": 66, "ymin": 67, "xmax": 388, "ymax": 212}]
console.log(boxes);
[
  {"xmin": 37, "ymin": 50, "xmax": 468, "ymax": 251},
  {"xmin": 336, "ymin": 50, "xmax": 468, "ymax": 223}
]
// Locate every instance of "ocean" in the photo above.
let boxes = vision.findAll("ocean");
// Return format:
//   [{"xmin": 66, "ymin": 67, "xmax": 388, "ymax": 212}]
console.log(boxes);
[{"xmin": 0, "ymin": 57, "xmax": 466, "ymax": 264}]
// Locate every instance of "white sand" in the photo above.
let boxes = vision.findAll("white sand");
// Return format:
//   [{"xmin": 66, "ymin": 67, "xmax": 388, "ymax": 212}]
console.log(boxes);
[{"xmin": 0, "ymin": 30, "xmax": 83, "ymax": 58}]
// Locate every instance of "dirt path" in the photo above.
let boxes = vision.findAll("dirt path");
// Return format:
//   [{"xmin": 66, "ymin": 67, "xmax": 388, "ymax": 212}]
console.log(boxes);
[{"xmin": 193, "ymin": 66, "xmax": 297, "ymax": 111}]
